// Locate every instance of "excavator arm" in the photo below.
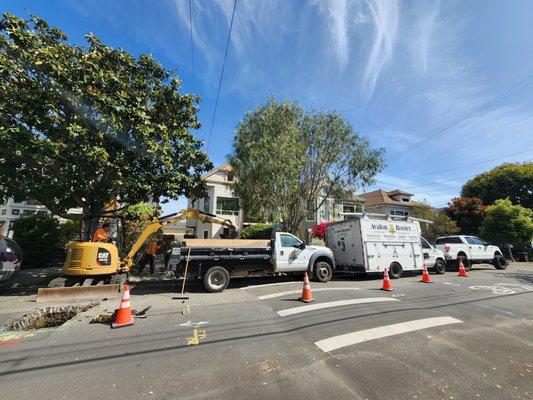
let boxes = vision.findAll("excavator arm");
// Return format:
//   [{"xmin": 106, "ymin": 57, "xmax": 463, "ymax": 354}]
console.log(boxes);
[{"xmin": 119, "ymin": 209, "xmax": 237, "ymax": 271}]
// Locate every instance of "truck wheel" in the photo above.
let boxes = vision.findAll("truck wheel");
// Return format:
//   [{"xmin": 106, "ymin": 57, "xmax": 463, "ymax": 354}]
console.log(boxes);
[
  {"xmin": 458, "ymin": 256, "xmax": 471, "ymax": 271},
  {"xmin": 492, "ymin": 255, "xmax": 507, "ymax": 270},
  {"xmin": 204, "ymin": 266, "xmax": 230, "ymax": 293},
  {"xmin": 433, "ymin": 259, "xmax": 446, "ymax": 275},
  {"xmin": 389, "ymin": 262, "xmax": 402, "ymax": 279},
  {"xmin": 314, "ymin": 261, "xmax": 332, "ymax": 283}
]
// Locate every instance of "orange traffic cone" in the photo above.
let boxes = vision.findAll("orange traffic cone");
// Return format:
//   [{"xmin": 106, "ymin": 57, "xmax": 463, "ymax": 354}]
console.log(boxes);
[
  {"xmin": 458, "ymin": 259, "xmax": 468, "ymax": 277},
  {"xmin": 381, "ymin": 267, "xmax": 393, "ymax": 291},
  {"xmin": 112, "ymin": 284, "xmax": 134, "ymax": 328},
  {"xmin": 420, "ymin": 262, "xmax": 432, "ymax": 283},
  {"xmin": 298, "ymin": 272, "xmax": 315, "ymax": 303}
]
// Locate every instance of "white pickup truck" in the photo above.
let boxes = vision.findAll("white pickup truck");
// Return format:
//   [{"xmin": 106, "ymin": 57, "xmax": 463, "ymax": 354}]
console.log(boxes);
[
  {"xmin": 170, "ymin": 232, "xmax": 335, "ymax": 292},
  {"xmin": 435, "ymin": 235, "xmax": 507, "ymax": 270}
]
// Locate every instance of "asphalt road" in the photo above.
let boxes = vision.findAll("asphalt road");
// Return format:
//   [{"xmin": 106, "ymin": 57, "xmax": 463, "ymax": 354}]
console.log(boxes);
[{"xmin": 1, "ymin": 263, "xmax": 532, "ymax": 400}]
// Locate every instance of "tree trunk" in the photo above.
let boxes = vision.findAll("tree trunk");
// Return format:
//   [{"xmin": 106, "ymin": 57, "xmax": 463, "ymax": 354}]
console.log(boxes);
[{"xmin": 82, "ymin": 207, "xmax": 100, "ymax": 241}]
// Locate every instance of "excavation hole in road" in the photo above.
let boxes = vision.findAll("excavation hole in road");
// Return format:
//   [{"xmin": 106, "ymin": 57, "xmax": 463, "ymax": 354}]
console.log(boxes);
[{"xmin": 0, "ymin": 303, "xmax": 98, "ymax": 332}]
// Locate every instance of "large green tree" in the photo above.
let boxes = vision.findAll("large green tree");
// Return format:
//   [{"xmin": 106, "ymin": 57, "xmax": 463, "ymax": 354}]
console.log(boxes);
[
  {"xmin": 0, "ymin": 14, "xmax": 211, "ymax": 238},
  {"xmin": 479, "ymin": 199, "xmax": 533, "ymax": 244},
  {"xmin": 229, "ymin": 98, "xmax": 385, "ymax": 234},
  {"xmin": 412, "ymin": 203, "xmax": 460, "ymax": 243},
  {"xmin": 461, "ymin": 162, "xmax": 533, "ymax": 209},
  {"xmin": 444, "ymin": 196, "xmax": 486, "ymax": 235}
]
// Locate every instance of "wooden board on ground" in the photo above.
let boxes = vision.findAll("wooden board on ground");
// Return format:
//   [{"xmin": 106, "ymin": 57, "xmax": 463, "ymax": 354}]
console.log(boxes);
[{"xmin": 183, "ymin": 239, "xmax": 270, "ymax": 248}]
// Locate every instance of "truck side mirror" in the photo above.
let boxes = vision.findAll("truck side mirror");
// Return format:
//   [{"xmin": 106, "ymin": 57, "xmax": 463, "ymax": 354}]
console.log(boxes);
[{"xmin": 297, "ymin": 242, "xmax": 306, "ymax": 250}]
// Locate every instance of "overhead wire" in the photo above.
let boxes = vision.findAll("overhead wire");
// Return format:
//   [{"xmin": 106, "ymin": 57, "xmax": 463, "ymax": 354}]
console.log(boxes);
[
  {"xmin": 377, "ymin": 149, "xmax": 533, "ymax": 182},
  {"xmin": 394, "ymin": 74, "xmax": 533, "ymax": 159},
  {"xmin": 206, "ymin": 0, "xmax": 237, "ymax": 153}
]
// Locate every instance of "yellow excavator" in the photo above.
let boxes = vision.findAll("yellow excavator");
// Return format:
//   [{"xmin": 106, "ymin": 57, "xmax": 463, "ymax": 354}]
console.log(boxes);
[{"xmin": 47, "ymin": 209, "xmax": 237, "ymax": 288}]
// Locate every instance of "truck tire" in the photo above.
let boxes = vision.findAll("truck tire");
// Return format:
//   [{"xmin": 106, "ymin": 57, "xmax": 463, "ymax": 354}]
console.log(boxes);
[
  {"xmin": 458, "ymin": 255, "xmax": 471, "ymax": 271},
  {"xmin": 492, "ymin": 254, "xmax": 507, "ymax": 270},
  {"xmin": 389, "ymin": 262, "xmax": 402, "ymax": 279},
  {"xmin": 433, "ymin": 259, "xmax": 446, "ymax": 275},
  {"xmin": 204, "ymin": 266, "xmax": 230, "ymax": 293},
  {"xmin": 314, "ymin": 261, "xmax": 332, "ymax": 283}
]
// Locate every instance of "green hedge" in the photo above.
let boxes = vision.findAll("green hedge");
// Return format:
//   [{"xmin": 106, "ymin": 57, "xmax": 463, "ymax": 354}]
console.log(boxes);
[
  {"xmin": 12, "ymin": 214, "xmax": 61, "ymax": 267},
  {"xmin": 240, "ymin": 224, "xmax": 272, "ymax": 239}
]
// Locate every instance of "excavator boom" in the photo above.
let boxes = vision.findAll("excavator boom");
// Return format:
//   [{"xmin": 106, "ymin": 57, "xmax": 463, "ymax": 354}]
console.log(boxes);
[{"xmin": 120, "ymin": 209, "xmax": 236, "ymax": 270}]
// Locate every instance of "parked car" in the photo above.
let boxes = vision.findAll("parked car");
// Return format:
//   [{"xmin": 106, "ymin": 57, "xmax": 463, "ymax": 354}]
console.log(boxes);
[
  {"xmin": 0, "ymin": 236, "xmax": 23, "ymax": 282},
  {"xmin": 435, "ymin": 235, "xmax": 506, "ymax": 270}
]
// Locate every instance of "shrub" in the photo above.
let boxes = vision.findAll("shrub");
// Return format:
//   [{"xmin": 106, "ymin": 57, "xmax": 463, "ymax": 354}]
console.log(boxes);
[
  {"xmin": 240, "ymin": 224, "xmax": 272, "ymax": 239},
  {"xmin": 58, "ymin": 220, "xmax": 80, "ymax": 248},
  {"xmin": 480, "ymin": 199, "xmax": 533, "ymax": 245},
  {"xmin": 12, "ymin": 214, "xmax": 61, "ymax": 267},
  {"xmin": 310, "ymin": 222, "xmax": 330, "ymax": 241}
]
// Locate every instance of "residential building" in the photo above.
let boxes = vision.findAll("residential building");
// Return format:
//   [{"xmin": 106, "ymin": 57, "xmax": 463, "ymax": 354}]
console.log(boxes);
[
  {"xmin": 186, "ymin": 163, "xmax": 243, "ymax": 239},
  {"xmin": 361, "ymin": 189, "xmax": 421, "ymax": 217},
  {"xmin": 162, "ymin": 219, "xmax": 194, "ymax": 241},
  {"xmin": 300, "ymin": 191, "xmax": 366, "ymax": 242},
  {"xmin": 0, "ymin": 198, "xmax": 50, "ymax": 237}
]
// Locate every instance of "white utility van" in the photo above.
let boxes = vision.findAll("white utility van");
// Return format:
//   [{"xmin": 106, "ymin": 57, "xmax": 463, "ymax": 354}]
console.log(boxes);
[{"xmin": 326, "ymin": 214, "xmax": 446, "ymax": 278}]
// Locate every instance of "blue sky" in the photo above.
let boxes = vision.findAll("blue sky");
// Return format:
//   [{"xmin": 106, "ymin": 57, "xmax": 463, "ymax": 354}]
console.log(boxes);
[{"xmin": 4, "ymin": 0, "xmax": 533, "ymax": 213}]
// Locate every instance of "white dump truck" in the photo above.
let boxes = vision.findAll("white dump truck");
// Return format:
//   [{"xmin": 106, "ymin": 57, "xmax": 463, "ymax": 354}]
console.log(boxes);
[
  {"xmin": 170, "ymin": 232, "xmax": 335, "ymax": 292},
  {"xmin": 326, "ymin": 214, "xmax": 446, "ymax": 278}
]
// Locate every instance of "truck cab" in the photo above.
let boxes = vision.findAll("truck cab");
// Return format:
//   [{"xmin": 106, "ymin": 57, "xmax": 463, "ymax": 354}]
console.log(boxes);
[
  {"xmin": 420, "ymin": 237, "xmax": 446, "ymax": 274},
  {"xmin": 435, "ymin": 235, "xmax": 506, "ymax": 270}
]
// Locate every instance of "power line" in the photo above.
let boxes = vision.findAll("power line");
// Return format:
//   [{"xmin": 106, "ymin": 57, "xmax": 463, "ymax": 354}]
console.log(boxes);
[
  {"xmin": 206, "ymin": 0, "xmax": 237, "ymax": 153},
  {"xmin": 378, "ymin": 149, "xmax": 533, "ymax": 181},
  {"xmin": 394, "ymin": 74, "xmax": 533, "ymax": 158},
  {"xmin": 383, "ymin": 159, "xmax": 532, "ymax": 190},
  {"xmin": 188, "ymin": 0, "xmax": 195, "ymax": 86}
]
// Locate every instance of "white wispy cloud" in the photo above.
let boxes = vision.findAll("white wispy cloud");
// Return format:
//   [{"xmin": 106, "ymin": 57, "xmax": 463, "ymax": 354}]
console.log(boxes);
[{"xmin": 362, "ymin": 0, "xmax": 399, "ymax": 98}]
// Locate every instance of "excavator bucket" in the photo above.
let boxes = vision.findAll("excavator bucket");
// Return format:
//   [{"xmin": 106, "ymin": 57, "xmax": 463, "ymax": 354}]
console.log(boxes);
[{"xmin": 36, "ymin": 284, "xmax": 120, "ymax": 302}]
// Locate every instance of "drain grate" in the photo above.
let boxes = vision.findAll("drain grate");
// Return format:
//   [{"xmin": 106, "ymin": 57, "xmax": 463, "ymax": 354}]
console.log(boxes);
[{"xmin": 0, "ymin": 303, "xmax": 98, "ymax": 332}]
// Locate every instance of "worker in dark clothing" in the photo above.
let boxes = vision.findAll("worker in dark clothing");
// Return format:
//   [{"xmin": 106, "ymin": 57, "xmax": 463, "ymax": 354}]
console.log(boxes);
[
  {"xmin": 162, "ymin": 237, "xmax": 173, "ymax": 272},
  {"xmin": 138, "ymin": 239, "xmax": 159, "ymax": 274}
]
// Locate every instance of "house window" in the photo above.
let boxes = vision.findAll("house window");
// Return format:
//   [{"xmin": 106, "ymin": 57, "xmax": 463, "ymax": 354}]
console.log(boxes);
[
  {"xmin": 343, "ymin": 203, "xmax": 355, "ymax": 213},
  {"xmin": 401, "ymin": 197, "xmax": 409, "ymax": 202},
  {"xmin": 216, "ymin": 197, "xmax": 239, "ymax": 215},
  {"xmin": 37, "ymin": 210, "xmax": 48, "ymax": 215},
  {"xmin": 22, "ymin": 210, "xmax": 35, "ymax": 215},
  {"xmin": 11, "ymin": 209, "xmax": 20, "ymax": 215},
  {"xmin": 203, "ymin": 230, "xmax": 209, "ymax": 239},
  {"xmin": 1, "ymin": 209, "xmax": 6, "ymax": 215},
  {"xmin": 322, "ymin": 201, "xmax": 330, "ymax": 221},
  {"xmin": 390, "ymin": 210, "xmax": 408, "ymax": 217},
  {"xmin": 203, "ymin": 196, "xmax": 211, "ymax": 214}
]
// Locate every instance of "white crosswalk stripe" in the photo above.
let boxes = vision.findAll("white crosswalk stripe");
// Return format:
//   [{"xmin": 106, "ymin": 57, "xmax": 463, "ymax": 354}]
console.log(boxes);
[
  {"xmin": 315, "ymin": 316, "xmax": 463, "ymax": 352},
  {"xmin": 240, "ymin": 281, "xmax": 298, "ymax": 290},
  {"xmin": 258, "ymin": 287, "xmax": 361, "ymax": 300},
  {"xmin": 277, "ymin": 297, "xmax": 399, "ymax": 317}
]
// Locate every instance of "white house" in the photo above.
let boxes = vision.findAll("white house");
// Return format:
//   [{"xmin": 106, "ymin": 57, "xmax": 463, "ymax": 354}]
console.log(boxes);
[
  {"xmin": 361, "ymin": 189, "xmax": 421, "ymax": 217},
  {"xmin": 300, "ymin": 191, "xmax": 366, "ymax": 242},
  {"xmin": 186, "ymin": 163, "xmax": 243, "ymax": 239},
  {"xmin": 0, "ymin": 198, "xmax": 50, "ymax": 237}
]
